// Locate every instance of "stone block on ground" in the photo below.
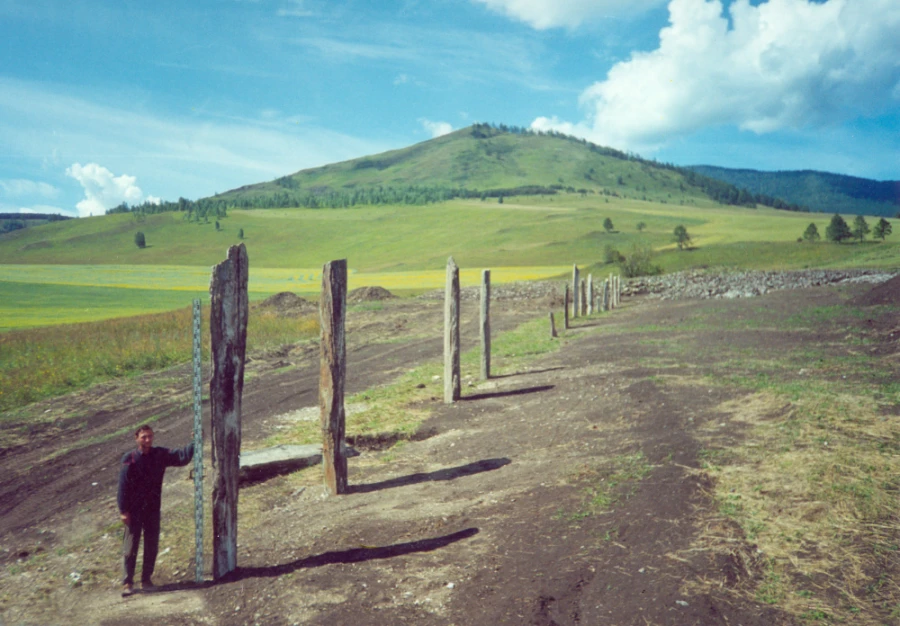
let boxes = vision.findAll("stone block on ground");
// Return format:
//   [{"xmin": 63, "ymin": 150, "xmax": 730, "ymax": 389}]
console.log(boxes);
[{"xmin": 239, "ymin": 443, "xmax": 359, "ymax": 483}]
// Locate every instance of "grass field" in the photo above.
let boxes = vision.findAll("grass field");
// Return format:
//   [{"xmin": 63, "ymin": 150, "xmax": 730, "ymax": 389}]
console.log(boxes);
[
  {"xmin": 2, "ymin": 193, "xmax": 898, "ymax": 411},
  {"xmin": 3, "ymin": 197, "xmax": 898, "ymax": 270},
  {"xmin": 0, "ymin": 265, "xmax": 567, "ymax": 330}
]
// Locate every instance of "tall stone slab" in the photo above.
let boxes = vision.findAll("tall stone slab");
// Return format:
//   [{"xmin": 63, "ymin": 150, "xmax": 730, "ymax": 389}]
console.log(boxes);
[
  {"xmin": 320, "ymin": 259, "xmax": 348, "ymax": 495},
  {"xmin": 444, "ymin": 257, "xmax": 461, "ymax": 403},
  {"xmin": 209, "ymin": 244, "xmax": 248, "ymax": 580}
]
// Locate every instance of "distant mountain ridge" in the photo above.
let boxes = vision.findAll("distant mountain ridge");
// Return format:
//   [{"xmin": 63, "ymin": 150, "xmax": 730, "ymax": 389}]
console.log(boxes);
[{"xmin": 687, "ymin": 165, "xmax": 900, "ymax": 217}]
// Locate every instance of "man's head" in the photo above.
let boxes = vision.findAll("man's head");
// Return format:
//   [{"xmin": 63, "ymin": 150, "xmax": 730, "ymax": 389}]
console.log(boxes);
[{"xmin": 134, "ymin": 425, "xmax": 154, "ymax": 453}]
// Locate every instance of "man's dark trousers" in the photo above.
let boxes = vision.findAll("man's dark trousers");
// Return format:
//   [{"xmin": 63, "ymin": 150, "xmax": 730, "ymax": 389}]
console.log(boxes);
[{"xmin": 123, "ymin": 510, "xmax": 161, "ymax": 585}]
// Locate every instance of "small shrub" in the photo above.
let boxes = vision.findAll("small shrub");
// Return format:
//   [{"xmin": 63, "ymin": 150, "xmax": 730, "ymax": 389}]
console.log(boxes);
[
  {"xmin": 618, "ymin": 242, "xmax": 662, "ymax": 278},
  {"xmin": 604, "ymin": 244, "xmax": 625, "ymax": 265},
  {"xmin": 134, "ymin": 231, "xmax": 146, "ymax": 249}
]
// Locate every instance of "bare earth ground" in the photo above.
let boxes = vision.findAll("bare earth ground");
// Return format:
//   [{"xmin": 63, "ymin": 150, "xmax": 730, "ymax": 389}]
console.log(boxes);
[{"xmin": 1, "ymin": 282, "xmax": 897, "ymax": 625}]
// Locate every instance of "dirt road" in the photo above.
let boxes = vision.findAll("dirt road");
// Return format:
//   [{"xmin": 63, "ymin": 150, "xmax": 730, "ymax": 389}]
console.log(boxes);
[{"xmin": 1, "ymin": 282, "xmax": 894, "ymax": 625}]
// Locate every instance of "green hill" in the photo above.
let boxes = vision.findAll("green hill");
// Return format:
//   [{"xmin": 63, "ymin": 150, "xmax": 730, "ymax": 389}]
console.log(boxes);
[
  {"xmin": 688, "ymin": 165, "xmax": 900, "ymax": 217},
  {"xmin": 208, "ymin": 124, "xmax": 801, "ymax": 212}
]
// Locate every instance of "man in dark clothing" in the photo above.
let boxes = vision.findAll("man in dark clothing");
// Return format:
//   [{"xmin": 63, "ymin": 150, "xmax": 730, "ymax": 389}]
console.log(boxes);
[{"xmin": 117, "ymin": 425, "xmax": 193, "ymax": 596}]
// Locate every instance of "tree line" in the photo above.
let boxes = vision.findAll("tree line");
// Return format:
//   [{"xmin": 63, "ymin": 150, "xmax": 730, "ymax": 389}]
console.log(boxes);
[
  {"xmin": 470, "ymin": 123, "xmax": 809, "ymax": 212},
  {"xmin": 802, "ymin": 214, "xmax": 892, "ymax": 243}
]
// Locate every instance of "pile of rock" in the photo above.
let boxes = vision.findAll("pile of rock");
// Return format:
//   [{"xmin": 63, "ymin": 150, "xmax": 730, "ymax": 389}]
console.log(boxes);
[
  {"xmin": 624, "ymin": 269, "xmax": 896, "ymax": 301},
  {"xmin": 417, "ymin": 269, "xmax": 897, "ymax": 305},
  {"xmin": 420, "ymin": 280, "xmax": 563, "ymax": 302}
]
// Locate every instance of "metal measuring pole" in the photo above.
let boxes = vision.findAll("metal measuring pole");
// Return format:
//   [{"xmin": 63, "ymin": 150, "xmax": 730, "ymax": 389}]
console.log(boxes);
[{"xmin": 191, "ymin": 299, "xmax": 204, "ymax": 583}]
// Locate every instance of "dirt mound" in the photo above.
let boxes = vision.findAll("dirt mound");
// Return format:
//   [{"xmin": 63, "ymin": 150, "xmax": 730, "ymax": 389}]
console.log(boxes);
[
  {"xmin": 256, "ymin": 292, "xmax": 317, "ymax": 316},
  {"xmin": 851, "ymin": 274, "xmax": 900, "ymax": 306},
  {"xmin": 348, "ymin": 285, "xmax": 396, "ymax": 303}
]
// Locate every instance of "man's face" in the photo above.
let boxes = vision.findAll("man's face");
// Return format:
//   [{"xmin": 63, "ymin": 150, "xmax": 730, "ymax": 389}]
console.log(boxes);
[{"xmin": 135, "ymin": 429, "xmax": 154, "ymax": 453}]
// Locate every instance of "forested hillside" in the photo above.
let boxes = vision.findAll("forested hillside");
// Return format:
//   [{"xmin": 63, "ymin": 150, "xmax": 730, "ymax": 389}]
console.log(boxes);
[{"xmin": 688, "ymin": 166, "xmax": 900, "ymax": 216}]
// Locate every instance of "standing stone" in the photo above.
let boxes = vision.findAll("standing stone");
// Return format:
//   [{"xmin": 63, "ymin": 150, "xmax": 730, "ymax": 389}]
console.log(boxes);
[
  {"xmin": 603, "ymin": 279, "xmax": 610, "ymax": 312},
  {"xmin": 480, "ymin": 270, "xmax": 491, "ymax": 380},
  {"xmin": 320, "ymin": 259, "xmax": 348, "ymax": 495},
  {"xmin": 550, "ymin": 312, "xmax": 557, "ymax": 338},
  {"xmin": 572, "ymin": 265, "xmax": 580, "ymax": 318},
  {"xmin": 609, "ymin": 273, "xmax": 615, "ymax": 309},
  {"xmin": 209, "ymin": 244, "xmax": 248, "ymax": 580},
  {"xmin": 444, "ymin": 257, "xmax": 460, "ymax": 403},
  {"xmin": 580, "ymin": 279, "xmax": 587, "ymax": 316},
  {"xmin": 587, "ymin": 275, "xmax": 594, "ymax": 315},
  {"xmin": 564, "ymin": 283, "xmax": 570, "ymax": 329}
]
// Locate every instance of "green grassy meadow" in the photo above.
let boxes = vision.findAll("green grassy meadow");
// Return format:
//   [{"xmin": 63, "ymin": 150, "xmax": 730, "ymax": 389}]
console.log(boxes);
[
  {"xmin": 2, "ymin": 196, "xmax": 899, "ymax": 330},
  {"xmin": 1, "ymin": 192, "xmax": 898, "ymax": 412}
]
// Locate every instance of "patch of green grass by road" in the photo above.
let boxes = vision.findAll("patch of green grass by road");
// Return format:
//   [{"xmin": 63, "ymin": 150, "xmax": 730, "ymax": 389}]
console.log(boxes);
[
  {"xmin": 558, "ymin": 452, "xmax": 653, "ymax": 522},
  {"xmin": 692, "ymin": 335, "xmax": 900, "ymax": 623},
  {"xmin": 267, "ymin": 312, "xmax": 564, "ymax": 450}
]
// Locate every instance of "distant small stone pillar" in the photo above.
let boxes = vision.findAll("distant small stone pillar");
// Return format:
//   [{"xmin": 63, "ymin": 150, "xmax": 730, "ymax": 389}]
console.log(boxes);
[
  {"xmin": 608, "ymin": 273, "xmax": 615, "ymax": 309},
  {"xmin": 444, "ymin": 257, "xmax": 460, "ymax": 403},
  {"xmin": 580, "ymin": 279, "xmax": 587, "ymax": 316},
  {"xmin": 480, "ymin": 269, "xmax": 491, "ymax": 380},
  {"xmin": 564, "ymin": 283, "xmax": 570, "ymax": 329},
  {"xmin": 602, "ymin": 279, "xmax": 610, "ymax": 312},
  {"xmin": 572, "ymin": 264, "xmax": 580, "ymax": 318},
  {"xmin": 587, "ymin": 275, "xmax": 594, "ymax": 315},
  {"xmin": 549, "ymin": 312, "xmax": 557, "ymax": 338}
]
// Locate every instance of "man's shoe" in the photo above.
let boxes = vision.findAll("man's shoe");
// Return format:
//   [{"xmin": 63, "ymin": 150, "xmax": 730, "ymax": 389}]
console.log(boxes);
[
  {"xmin": 121, "ymin": 583, "xmax": 135, "ymax": 597},
  {"xmin": 141, "ymin": 579, "xmax": 157, "ymax": 592}
]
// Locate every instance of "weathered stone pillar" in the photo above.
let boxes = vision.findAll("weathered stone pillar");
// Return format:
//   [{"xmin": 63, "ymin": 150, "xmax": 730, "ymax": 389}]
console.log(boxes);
[
  {"xmin": 209, "ymin": 244, "xmax": 248, "ymax": 580},
  {"xmin": 587, "ymin": 275, "xmax": 594, "ymax": 315},
  {"xmin": 550, "ymin": 312, "xmax": 557, "ymax": 338},
  {"xmin": 603, "ymin": 279, "xmax": 610, "ymax": 312},
  {"xmin": 580, "ymin": 279, "xmax": 587, "ymax": 316},
  {"xmin": 320, "ymin": 259, "xmax": 348, "ymax": 495},
  {"xmin": 480, "ymin": 270, "xmax": 491, "ymax": 380},
  {"xmin": 564, "ymin": 283, "xmax": 570, "ymax": 329},
  {"xmin": 444, "ymin": 257, "xmax": 460, "ymax": 403},
  {"xmin": 608, "ymin": 273, "xmax": 615, "ymax": 309},
  {"xmin": 572, "ymin": 264, "xmax": 580, "ymax": 318}
]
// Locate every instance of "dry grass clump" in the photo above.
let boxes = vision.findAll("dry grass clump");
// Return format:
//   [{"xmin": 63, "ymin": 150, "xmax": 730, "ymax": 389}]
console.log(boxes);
[{"xmin": 692, "ymin": 390, "xmax": 900, "ymax": 624}]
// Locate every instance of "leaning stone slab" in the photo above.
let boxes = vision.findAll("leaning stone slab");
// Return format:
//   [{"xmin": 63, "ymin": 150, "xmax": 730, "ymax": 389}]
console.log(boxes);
[{"xmin": 239, "ymin": 444, "xmax": 358, "ymax": 483}]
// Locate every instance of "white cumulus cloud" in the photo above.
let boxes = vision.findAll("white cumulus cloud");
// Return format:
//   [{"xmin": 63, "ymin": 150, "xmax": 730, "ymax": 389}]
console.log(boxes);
[
  {"xmin": 421, "ymin": 119, "xmax": 454, "ymax": 138},
  {"xmin": 65, "ymin": 163, "xmax": 147, "ymax": 217},
  {"xmin": 533, "ymin": 0, "xmax": 900, "ymax": 151},
  {"xmin": 471, "ymin": 0, "xmax": 665, "ymax": 29}
]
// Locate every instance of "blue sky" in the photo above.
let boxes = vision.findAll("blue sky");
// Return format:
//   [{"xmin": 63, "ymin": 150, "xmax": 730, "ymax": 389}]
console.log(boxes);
[{"xmin": 1, "ymin": 0, "xmax": 898, "ymax": 217}]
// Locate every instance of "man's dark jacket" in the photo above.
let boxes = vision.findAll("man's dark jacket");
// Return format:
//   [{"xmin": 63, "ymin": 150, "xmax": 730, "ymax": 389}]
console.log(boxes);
[{"xmin": 117, "ymin": 444, "xmax": 194, "ymax": 516}]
